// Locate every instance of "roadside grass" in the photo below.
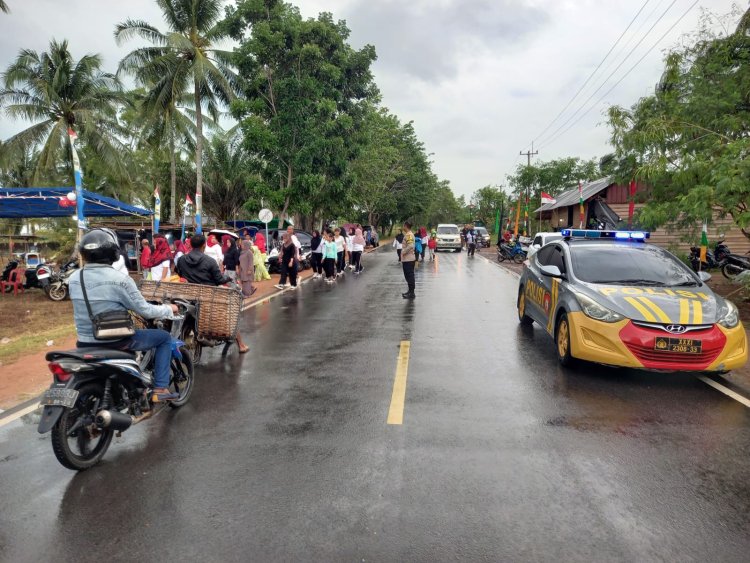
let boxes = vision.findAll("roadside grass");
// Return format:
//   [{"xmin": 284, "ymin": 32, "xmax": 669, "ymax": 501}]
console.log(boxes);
[{"xmin": 0, "ymin": 290, "xmax": 75, "ymax": 363}]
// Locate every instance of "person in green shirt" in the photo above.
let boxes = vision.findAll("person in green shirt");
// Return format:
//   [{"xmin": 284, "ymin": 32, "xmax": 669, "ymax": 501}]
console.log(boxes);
[{"xmin": 322, "ymin": 229, "xmax": 338, "ymax": 283}]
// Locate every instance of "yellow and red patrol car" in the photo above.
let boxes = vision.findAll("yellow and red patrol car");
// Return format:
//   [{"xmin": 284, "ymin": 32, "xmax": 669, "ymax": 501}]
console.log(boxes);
[{"xmin": 517, "ymin": 229, "xmax": 747, "ymax": 372}]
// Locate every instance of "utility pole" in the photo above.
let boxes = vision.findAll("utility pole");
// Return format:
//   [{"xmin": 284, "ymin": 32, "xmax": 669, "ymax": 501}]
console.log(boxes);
[{"xmin": 519, "ymin": 143, "xmax": 538, "ymax": 237}]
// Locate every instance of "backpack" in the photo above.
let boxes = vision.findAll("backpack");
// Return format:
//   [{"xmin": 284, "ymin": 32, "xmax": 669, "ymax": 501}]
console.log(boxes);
[{"xmin": 415, "ymin": 238, "xmax": 423, "ymax": 253}]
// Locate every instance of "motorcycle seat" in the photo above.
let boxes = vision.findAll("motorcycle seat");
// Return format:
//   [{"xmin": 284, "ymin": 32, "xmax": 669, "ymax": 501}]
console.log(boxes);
[{"xmin": 46, "ymin": 348, "xmax": 137, "ymax": 362}]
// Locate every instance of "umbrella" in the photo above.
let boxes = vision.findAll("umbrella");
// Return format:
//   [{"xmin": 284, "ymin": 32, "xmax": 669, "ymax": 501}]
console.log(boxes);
[{"xmin": 208, "ymin": 228, "xmax": 239, "ymax": 239}]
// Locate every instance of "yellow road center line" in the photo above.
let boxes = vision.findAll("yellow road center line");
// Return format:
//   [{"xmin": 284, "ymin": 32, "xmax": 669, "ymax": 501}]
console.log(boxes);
[
  {"xmin": 696, "ymin": 376, "xmax": 750, "ymax": 409},
  {"xmin": 387, "ymin": 341, "xmax": 411, "ymax": 425}
]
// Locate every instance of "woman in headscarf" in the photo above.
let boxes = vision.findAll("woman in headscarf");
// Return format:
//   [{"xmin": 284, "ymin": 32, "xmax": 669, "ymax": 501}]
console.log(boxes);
[
  {"xmin": 274, "ymin": 232, "xmax": 299, "ymax": 290},
  {"xmin": 204, "ymin": 233, "xmax": 224, "ymax": 269},
  {"xmin": 253, "ymin": 231, "xmax": 271, "ymax": 281},
  {"xmin": 173, "ymin": 240, "xmax": 187, "ymax": 266},
  {"xmin": 238, "ymin": 239, "xmax": 256, "ymax": 297},
  {"xmin": 310, "ymin": 229, "xmax": 324, "ymax": 279},
  {"xmin": 351, "ymin": 227, "xmax": 366, "ymax": 274},
  {"xmin": 149, "ymin": 236, "xmax": 172, "ymax": 281},
  {"xmin": 419, "ymin": 227, "xmax": 429, "ymax": 262},
  {"xmin": 222, "ymin": 235, "xmax": 240, "ymax": 282}
]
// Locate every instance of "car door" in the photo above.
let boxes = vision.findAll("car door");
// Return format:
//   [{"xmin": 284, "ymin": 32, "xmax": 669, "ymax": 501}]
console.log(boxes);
[
  {"xmin": 523, "ymin": 245, "xmax": 556, "ymax": 324},
  {"xmin": 538, "ymin": 244, "xmax": 568, "ymax": 334}
]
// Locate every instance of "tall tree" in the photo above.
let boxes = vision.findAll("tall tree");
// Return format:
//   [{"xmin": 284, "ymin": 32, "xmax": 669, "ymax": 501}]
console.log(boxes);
[
  {"xmin": 225, "ymin": 0, "xmax": 378, "ymax": 222},
  {"xmin": 506, "ymin": 156, "xmax": 599, "ymax": 210},
  {"xmin": 0, "ymin": 2, "xmax": 9, "ymax": 14},
  {"xmin": 202, "ymin": 132, "xmax": 252, "ymax": 221},
  {"xmin": 470, "ymin": 185, "xmax": 509, "ymax": 231},
  {"xmin": 608, "ymin": 6, "xmax": 750, "ymax": 239},
  {"xmin": 0, "ymin": 39, "xmax": 129, "ymax": 183},
  {"xmin": 115, "ymin": 0, "xmax": 238, "ymax": 229}
]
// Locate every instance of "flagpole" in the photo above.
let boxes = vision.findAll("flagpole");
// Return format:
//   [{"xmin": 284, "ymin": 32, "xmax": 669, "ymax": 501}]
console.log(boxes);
[{"xmin": 67, "ymin": 128, "xmax": 86, "ymax": 235}]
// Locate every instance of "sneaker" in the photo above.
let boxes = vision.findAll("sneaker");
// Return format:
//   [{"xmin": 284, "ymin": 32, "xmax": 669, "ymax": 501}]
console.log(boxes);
[
  {"xmin": 359, "ymin": 266, "xmax": 364, "ymax": 273},
  {"xmin": 289, "ymin": 285, "xmax": 297, "ymax": 290},
  {"xmin": 284, "ymin": 283, "xmax": 291, "ymax": 288},
  {"xmin": 151, "ymin": 388, "xmax": 179, "ymax": 403},
  {"xmin": 274, "ymin": 284, "xmax": 285, "ymax": 289}
]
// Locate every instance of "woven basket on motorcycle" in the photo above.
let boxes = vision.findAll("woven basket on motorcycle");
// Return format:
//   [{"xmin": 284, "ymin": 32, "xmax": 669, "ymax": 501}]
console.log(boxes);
[{"xmin": 138, "ymin": 280, "xmax": 242, "ymax": 339}]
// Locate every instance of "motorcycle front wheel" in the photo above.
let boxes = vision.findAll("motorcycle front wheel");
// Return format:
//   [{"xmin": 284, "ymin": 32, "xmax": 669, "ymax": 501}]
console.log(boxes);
[
  {"xmin": 513, "ymin": 253, "xmax": 526, "ymax": 264},
  {"xmin": 169, "ymin": 346, "xmax": 194, "ymax": 408},
  {"xmin": 722, "ymin": 263, "xmax": 746, "ymax": 280},
  {"xmin": 51, "ymin": 382, "xmax": 114, "ymax": 471},
  {"xmin": 47, "ymin": 283, "xmax": 68, "ymax": 301}
]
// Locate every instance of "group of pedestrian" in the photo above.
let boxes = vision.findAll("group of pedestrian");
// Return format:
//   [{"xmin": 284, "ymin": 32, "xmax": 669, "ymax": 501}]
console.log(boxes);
[{"xmin": 310, "ymin": 226, "xmax": 367, "ymax": 284}]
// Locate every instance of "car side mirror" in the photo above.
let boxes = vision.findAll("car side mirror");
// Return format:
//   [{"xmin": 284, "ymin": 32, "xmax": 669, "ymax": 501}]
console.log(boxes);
[
  {"xmin": 697, "ymin": 271, "xmax": 711, "ymax": 282},
  {"xmin": 540, "ymin": 265, "xmax": 563, "ymax": 278}
]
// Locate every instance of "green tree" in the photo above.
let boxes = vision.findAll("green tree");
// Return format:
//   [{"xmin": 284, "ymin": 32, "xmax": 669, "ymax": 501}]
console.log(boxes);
[
  {"xmin": 470, "ymin": 185, "xmax": 509, "ymax": 232},
  {"xmin": 506, "ymin": 156, "xmax": 599, "ymax": 211},
  {"xmin": 607, "ymin": 6, "xmax": 750, "ymax": 240},
  {"xmin": 0, "ymin": 2, "xmax": 9, "ymax": 14},
  {"xmin": 226, "ymin": 0, "xmax": 377, "ymax": 222},
  {"xmin": 416, "ymin": 180, "xmax": 462, "ymax": 227},
  {"xmin": 115, "ymin": 0, "xmax": 238, "ymax": 228},
  {"xmin": 202, "ymin": 133, "xmax": 252, "ymax": 222},
  {"xmin": 0, "ymin": 39, "xmax": 129, "ymax": 184}
]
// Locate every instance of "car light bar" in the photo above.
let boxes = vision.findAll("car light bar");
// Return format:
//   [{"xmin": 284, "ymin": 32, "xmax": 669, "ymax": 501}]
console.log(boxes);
[{"xmin": 560, "ymin": 229, "xmax": 650, "ymax": 241}]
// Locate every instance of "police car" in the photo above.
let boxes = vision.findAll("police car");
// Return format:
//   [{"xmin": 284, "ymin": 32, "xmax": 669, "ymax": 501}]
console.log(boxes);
[{"xmin": 517, "ymin": 229, "xmax": 747, "ymax": 372}]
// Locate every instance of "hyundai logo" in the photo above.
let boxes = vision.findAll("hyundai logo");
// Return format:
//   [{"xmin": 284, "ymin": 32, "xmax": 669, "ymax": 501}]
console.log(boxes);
[{"xmin": 665, "ymin": 324, "xmax": 687, "ymax": 334}]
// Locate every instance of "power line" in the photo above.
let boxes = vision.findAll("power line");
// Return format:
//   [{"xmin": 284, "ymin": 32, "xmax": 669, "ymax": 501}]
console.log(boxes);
[
  {"xmin": 535, "ymin": 0, "xmax": 680, "ymax": 149},
  {"xmin": 537, "ymin": 0, "xmax": 699, "ymax": 152},
  {"xmin": 532, "ymin": 0, "xmax": 652, "ymax": 145}
]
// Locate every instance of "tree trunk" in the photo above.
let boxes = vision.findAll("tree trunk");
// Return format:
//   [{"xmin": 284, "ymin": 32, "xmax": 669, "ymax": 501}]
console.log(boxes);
[
  {"xmin": 169, "ymin": 133, "xmax": 177, "ymax": 223},
  {"xmin": 194, "ymin": 78, "xmax": 204, "ymax": 233}
]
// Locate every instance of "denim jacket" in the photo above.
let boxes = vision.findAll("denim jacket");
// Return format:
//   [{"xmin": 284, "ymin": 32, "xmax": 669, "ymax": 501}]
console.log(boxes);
[{"xmin": 70, "ymin": 264, "xmax": 172, "ymax": 343}]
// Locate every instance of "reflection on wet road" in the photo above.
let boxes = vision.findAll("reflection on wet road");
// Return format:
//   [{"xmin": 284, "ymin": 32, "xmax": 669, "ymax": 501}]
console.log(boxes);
[{"xmin": 1, "ymin": 249, "xmax": 749, "ymax": 562}]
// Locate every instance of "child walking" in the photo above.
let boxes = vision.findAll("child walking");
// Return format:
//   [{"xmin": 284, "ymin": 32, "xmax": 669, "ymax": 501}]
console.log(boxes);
[
  {"xmin": 334, "ymin": 228, "xmax": 346, "ymax": 276},
  {"xmin": 428, "ymin": 233, "xmax": 437, "ymax": 261},
  {"xmin": 323, "ymin": 230, "xmax": 338, "ymax": 283}
]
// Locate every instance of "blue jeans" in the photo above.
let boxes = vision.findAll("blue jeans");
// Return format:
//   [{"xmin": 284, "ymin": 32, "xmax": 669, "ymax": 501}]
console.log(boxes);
[{"xmin": 122, "ymin": 329, "xmax": 172, "ymax": 388}]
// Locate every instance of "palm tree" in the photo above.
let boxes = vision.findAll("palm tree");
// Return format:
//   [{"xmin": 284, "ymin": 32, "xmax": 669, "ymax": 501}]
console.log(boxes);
[
  {"xmin": 0, "ymin": 39, "xmax": 130, "ymax": 183},
  {"xmin": 115, "ymin": 0, "xmax": 238, "ymax": 230},
  {"xmin": 202, "ymin": 132, "xmax": 251, "ymax": 222},
  {"xmin": 0, "ymin": 1, "xmax": 9, "ymax": 14}
]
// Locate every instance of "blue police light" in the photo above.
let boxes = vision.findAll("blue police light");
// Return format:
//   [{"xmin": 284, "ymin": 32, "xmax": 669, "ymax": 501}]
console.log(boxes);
[{"xmin": 562, "ymin": 229, "xmax": 650, "ymax": 241}]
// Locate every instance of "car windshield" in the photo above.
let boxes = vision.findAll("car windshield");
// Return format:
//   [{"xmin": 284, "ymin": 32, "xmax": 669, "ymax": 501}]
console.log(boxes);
[
  {"xmin": 544, "ymin": 234, "xmax": 562, "ymax": 243},
  {"xmin": 570, "ymin": 244, "xmax": 699, "ymax": 286},
  {"xmin": 476, "ymin": 228, "xmax": 488, "ymax": 235},
  {"xmin": 437, "ymin": 227, "xmax": 458, "ymax": 234}
]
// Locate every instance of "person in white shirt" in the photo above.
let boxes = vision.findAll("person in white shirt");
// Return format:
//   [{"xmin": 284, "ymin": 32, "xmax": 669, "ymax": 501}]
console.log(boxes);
[
  {"xmin": 286, "ymin": 225, "xmax": 301, "ymax": 250},
  {"xmin": 334, "ymin": 228, "xmax": 346, "ymax": 276},
  {"xmin": 204, "ymin": 233, "xmax": 224, "ymax": 270},
  {"xmin": 351, "ymin": 227, "xmax": 366, "ymax": 273}
]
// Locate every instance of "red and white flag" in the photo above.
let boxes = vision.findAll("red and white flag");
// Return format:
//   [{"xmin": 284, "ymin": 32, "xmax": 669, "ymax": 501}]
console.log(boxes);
[
  {"xmin": 540, "ymin": 192, "xmax": 556, "ymax": 204},
  {"xmin": 185, "ymin": 194, "xmax": 193, "ymax": 206}
]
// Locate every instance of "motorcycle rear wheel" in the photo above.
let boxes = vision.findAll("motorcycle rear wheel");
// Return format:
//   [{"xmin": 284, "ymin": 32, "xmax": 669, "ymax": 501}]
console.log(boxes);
[
  {"xmin": 47, "ymin": 283, "xmax": 68, "ymax": 301},
  {"xmin": 513, "ymin": 253, "xmax": 525, "ymax": 264},
  {"xmin": 51, "ymin": 382, "xmax": 114, "ymax": 471},
  {"xmin": 180, "ymin": 322, "xmax": 203, "ymax": 364},
  {"xmin": 168, "ymin": 346, "xmax": 194, "ymax": 408}
]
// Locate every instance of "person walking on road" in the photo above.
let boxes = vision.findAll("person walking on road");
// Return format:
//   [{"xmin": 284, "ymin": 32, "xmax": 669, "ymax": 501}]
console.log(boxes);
[
  {"xmin": 310, "ymin": 230, "xmax": 324, "ymax": 279},
  {"xmin": 238, "ymin": 239, "xmax": 256, "ymax": 297},
  {"xmin": 334, "ymin": 228, "xmax": 346, "ymax": 277},
  {"xmin": 466, "ymin": 229, "xmax": 476, "ymax": 257},
  {"xmin": 140, "ymin": 238, "xmax": 152, "ymax": 279},
  {"xmin": 222, "ymin": 235, "xmax": 240, "ymax": 282},
  {"xmin": 205, "ymin": 233, "xmax": 224, "ymax": 269},
  {"xmin": 351, "ymin": 227, "xmax": 365, "ymax": 274},
  {"xmin": 401, "ymin": 222, "xmax": 416, "ymax": 299},
  {"xmin": 393, "ymin": 229, "xmax": 404, "ymax": 262},
  {"xmin": 323, "ymin": 230, "xmax": 338, "ymax": 283},
  {"xmin": 428, "ymin": 232, "xmax": 437, "ymax": 261},
  {"xmin": 275, "ymin": 232, "xmax": 299, "ymax": 290}
]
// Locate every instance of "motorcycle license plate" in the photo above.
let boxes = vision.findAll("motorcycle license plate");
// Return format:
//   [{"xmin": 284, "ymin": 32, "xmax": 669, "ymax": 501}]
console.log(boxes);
[
  {"xmin": 654, "ymin": 337, "xmax": 702, "ymax": 354},
  {"xmin": 40, "ymin": 388, "xmax": 79, "ymax": 408},
  {"xmin": 36, "ymin": 272, "xmax": 50, "ymax": 280}
]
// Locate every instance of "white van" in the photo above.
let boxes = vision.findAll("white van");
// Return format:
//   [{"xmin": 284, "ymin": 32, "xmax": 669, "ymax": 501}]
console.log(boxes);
[
  {"xmin": 436, "ymin": 224, "xmax": 461, "ymax": 252},
  {"xmin": 526, "ymin": 232, "xmax": 564, "ymax": 260}
]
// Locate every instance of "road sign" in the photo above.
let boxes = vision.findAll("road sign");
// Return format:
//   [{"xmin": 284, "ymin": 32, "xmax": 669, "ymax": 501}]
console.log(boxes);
[{"xmin": 258, "ymin": 208, "xmax": 273, "ymax": 224}]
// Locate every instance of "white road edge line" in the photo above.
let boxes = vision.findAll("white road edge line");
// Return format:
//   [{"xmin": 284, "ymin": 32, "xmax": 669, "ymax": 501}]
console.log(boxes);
[
  {"xmin": 696, "ymin": 376, "xmax": 750, "ymax": 409},
  {"xmin": 0, "ymin": 402, "xmax": 41, "ymax": 429}
]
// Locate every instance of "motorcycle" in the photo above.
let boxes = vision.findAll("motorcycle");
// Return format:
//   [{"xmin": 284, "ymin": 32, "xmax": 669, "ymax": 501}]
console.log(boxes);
[
  {"xmin": 266, "ymin": 244, "xmax": 312, "ymax": 274},
  {"xmin": 37, "ymin": 299, "xmax": 194, "ymax": 470},
  {"xmin": 721, "ymin": 252, "xmax": 750, "ymax": 280},
  {"xmin": 497, "ymin": 242, "xmax": 526, "ymax": 264},
  {"xmin": 689, "ymin": 240, "xmax": 731, "ymax": 272},
  {"xmin": 46, "ymin": 259, "xmax": 79, "ymax": 301}
]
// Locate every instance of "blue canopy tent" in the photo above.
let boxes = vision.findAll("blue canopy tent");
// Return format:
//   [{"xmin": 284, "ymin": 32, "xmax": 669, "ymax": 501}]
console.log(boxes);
[{"xmin": 0, "ymin": 187, "xmax": 152, "ymax": 218}]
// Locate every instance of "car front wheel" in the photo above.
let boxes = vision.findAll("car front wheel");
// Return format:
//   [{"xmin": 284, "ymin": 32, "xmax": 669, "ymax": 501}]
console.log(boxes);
[{"xmin": 555, "ymin": 312, "xmax": 575, "ymax": 367}]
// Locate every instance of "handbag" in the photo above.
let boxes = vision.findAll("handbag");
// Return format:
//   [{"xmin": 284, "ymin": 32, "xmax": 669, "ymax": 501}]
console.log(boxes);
[{"xmin": 80, "ymin": 267, "xmax": 135, "ymax": 340}]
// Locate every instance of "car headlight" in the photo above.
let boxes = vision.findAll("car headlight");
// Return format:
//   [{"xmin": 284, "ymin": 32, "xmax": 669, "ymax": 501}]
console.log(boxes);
[
  {"xmin": 572, "ymin": 290, "xmax": 624, "ymax": 323},
  {"xmin": 717, "ymin": 300, "xmax": 740, "ymax": 328}
]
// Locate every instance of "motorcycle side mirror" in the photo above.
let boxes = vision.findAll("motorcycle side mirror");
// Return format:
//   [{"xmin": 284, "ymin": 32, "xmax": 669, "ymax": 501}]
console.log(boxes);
[{"xmin": 697, "ymin": 271, "xmax": 711, "ymax": 282}]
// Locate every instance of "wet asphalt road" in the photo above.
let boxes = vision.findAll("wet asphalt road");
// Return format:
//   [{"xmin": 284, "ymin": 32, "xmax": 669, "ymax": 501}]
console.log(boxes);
[{"xmin": 1, "ymin": 247, "xmax": 750, "ymax": 562}]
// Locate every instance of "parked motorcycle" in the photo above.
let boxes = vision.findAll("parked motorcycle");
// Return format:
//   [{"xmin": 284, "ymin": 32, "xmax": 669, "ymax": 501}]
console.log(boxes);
[
  {"xmin": 721, "ymin": 252, "xmax": 750, "ymax": 280},
  {"xmin": 497, "ymin": 242, "xmax": 526, "ymax": 264},
  {"xmin": 266, "ymin": 244, "xmax": 312, "ymax": 274},
  {"xmin": 46, "ymin": 259, "xmax": 79, "ymax": 301},
  {"xmin": 689, "ymin": 240, "xmax": 731, "ymax": 272},
  {"xmin": 37, "ymin": 300, "xmax": 194, "ymax": 470}
]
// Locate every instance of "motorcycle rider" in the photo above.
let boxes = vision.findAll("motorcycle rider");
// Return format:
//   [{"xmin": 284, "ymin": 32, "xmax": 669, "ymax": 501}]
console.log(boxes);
[
  {"xmin": 69, "ymin": 229, "xmax": 180, "ymax": 402},
  {"xmin": 176, "ymin": 234, "xmax": 250, "ymax": 353}
]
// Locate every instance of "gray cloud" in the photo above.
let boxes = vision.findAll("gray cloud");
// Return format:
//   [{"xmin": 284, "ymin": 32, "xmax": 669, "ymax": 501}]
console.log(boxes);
[{"xmin": 342, "ymin": 0, "xmax": 550, "ymax": 82}]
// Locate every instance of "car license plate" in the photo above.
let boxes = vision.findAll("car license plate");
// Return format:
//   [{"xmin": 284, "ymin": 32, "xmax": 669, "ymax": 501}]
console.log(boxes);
[
  {"xmin": 654, "ymin": 337, "xmax": 702, "ymax": 354},
  {"xmin": 40, "ymin": 388, "xmax": 79, "ymax": 408}
]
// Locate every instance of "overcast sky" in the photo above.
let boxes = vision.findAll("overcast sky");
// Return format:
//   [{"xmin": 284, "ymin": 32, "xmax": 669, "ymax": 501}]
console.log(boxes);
[{"xmin": 0, "ymin": 0, "xmax": 742, "ymax": 199}]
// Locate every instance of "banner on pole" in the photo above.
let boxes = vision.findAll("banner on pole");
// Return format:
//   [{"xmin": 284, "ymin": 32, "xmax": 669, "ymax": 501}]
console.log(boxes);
[
  {"xmin": 578, "ymin": 180, "xmax": 585, "ymax": 228},
  {"xmin": 67, "ymin": 128, "xmax": 86, "ymax": 230},
  {"xmin": 153, "ymin": 186, "xmax": 161, "ymax": 232}
]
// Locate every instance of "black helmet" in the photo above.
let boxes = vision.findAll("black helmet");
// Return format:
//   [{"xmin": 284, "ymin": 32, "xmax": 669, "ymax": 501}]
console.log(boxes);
[{"xmin": 79, "ymin": 228, "xmax": 119, "ymax": 265}]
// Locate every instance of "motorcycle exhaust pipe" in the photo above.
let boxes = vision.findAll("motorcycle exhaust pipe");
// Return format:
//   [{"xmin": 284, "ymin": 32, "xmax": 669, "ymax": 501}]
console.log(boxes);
[{"xmin": 95, "ymin": 410, "xmax": 133, "ymax": 431}]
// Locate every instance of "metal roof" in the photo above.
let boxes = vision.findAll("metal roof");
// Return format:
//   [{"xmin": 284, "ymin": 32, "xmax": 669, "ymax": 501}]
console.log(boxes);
[{"xmin": 534, "ymin": 176, "xmax": 613, "ymax": 212}]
